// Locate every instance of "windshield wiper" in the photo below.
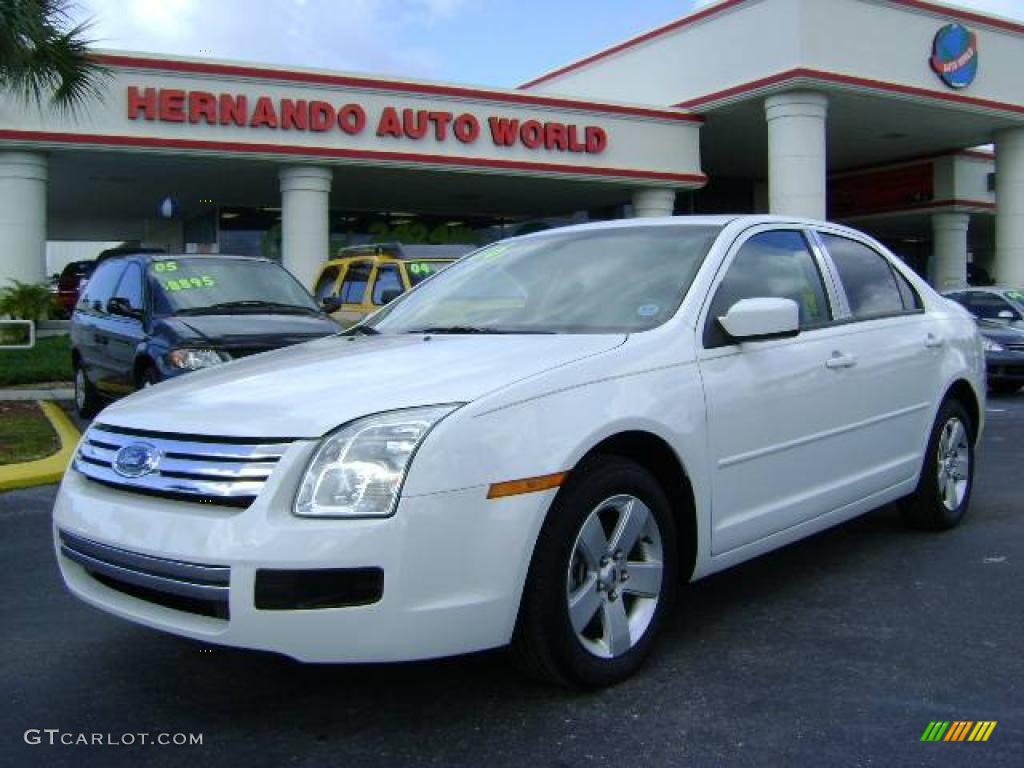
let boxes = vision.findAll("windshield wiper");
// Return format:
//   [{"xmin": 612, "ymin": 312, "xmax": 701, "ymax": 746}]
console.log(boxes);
[
  {"xmin": 176, "ymin": 300, "xmax": 320, "ymax": 316},
  {"xmin": 406, "ymin": 326, "xmax": 553, "ymax": 335},
  {"xmin": 344, "ymin": 324, "xmax": 380, "ymax": 336}
]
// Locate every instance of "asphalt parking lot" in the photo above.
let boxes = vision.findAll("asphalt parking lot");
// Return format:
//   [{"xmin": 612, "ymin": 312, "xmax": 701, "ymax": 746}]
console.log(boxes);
[{"xmin": 1, "ymin": 396, "xmax": 1021, "ymax": 768}]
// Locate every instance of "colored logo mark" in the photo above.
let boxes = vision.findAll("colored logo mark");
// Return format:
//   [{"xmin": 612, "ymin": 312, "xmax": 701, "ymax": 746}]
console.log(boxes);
[
  {"xmin": 921, "ymin": 721, "xmax": 997, "ymax": 742},
  {"xmin": 930, "ymin": 24, "xmax": 979, "ymax": 89}
]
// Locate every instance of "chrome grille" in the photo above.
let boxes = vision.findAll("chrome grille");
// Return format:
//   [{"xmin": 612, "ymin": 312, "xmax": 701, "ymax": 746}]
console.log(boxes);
[
  {"xmin": 59, "ymin": 529, "xmax": 230, "ymax": 619},
  {"xmin": 74, "ymin": 424, "xmax": 292, "ymax": 507}
]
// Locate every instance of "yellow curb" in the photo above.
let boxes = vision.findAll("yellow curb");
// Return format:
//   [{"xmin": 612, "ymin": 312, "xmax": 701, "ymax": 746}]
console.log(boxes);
[{"xmin": 0, "ymin": 401, "xmax": 80, "ymax": 491}]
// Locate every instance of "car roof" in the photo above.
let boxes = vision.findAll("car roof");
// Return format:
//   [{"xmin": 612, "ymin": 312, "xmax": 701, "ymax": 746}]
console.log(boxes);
[
  {"xmin": 103, "ymin": 253, "xmax": 273, "ymax": 265},
  {"xmin": 944, "ymin": 286, "xmax": 1021, "ymax": 295}
]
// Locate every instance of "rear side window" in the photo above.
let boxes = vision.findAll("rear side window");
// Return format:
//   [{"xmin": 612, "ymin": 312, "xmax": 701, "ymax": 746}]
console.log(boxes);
[
  {"xmin": 313, "ymin": 266, "xmax": 341, "ymax": 301},
  {"xmin": 338, "ymin": 261, "xmax": 372, "ymax": 305},
  {"xmin": 704, "ymin": 230, "xmax": 830, "ymax": 349},
  {"xmin": 821, "ymin": 235, "xmax": 910, "ymax": 318},
  {"xmin": 78, "ymin": 261, "xmax": 125, "ymax": 313},
  {"xmin": 372, "ymin": 265, "xmax": 403, "ymax": 305}
]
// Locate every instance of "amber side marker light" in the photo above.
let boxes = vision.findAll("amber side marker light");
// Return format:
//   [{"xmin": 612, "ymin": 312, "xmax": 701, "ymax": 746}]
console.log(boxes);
[{"xmin": 487, "ymin": 472, "xmax": 567, "ymax": 499}]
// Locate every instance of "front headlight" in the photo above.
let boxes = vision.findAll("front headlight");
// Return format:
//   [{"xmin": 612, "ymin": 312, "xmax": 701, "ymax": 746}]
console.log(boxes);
[
  {"xmin": 981, "ymin": 337, "xmax": 1005, "ymax": 353},
  {"xmin": 294, "ymin": 405, "xmax": 460, "ymax": 518},
  {"xmin": 167, "ymin": 348, "xmax": 230, "ymax": 370}
]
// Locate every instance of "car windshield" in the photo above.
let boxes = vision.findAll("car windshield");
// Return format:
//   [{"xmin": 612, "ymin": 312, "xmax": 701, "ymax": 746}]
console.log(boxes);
[
  {"xmin": 148, "ymin": 258, "xmax": 320, "ymax": 315},
  {"xmin": 366, "ymin": 224, "xmax": 722, "ymax": 334},
  {"xmin": 405, "ymin": 260, "xmax": 453, "ymax": 286}
]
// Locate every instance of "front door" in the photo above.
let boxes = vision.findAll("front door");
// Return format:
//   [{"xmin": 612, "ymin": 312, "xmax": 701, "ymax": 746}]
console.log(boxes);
[{"xmin": 697, "ymin": 226, "xmax": 865, "ymax": 555}]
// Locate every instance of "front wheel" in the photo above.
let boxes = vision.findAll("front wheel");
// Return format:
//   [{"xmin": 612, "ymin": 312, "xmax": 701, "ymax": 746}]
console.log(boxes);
[
  {"xmin": 902, "ymin": 400, "xmax": 975, "ymax": 531},
  {"xmin": 512, "ymin": 456, "xmax": 678, "ymax": 688},
  {"xmin": 73, "ymin": 363, "xmax": 101, "ymax": 419}
]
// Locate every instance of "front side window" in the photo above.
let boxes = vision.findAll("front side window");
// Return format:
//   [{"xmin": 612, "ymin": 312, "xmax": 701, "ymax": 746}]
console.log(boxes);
[
  {"xmin": 338, "ymin": 262, "xmax": 372, "ymax": 305},
  {"xmin": 114, "ymin": 263, "xmax": 145, "ymax": 311},
  {"xmin": 703, "ymin": 230, "xmax": 830, "ymax": 349},
  {"xmin": 820, "ymin": 234, "xmax": 906, "ymax": 318},
  {"xmin": 78, "ymin": 261, "xmax": 125, "ymax": 313},
  {"xmin": 368, "ymin": 225, "xmax": 722, "ymax": 334}
]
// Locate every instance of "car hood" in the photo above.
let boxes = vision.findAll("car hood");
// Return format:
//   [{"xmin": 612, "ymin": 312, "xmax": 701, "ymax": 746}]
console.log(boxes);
[
  {"xmin": 156, "ymin": 312, "xmax": 339, "ymax": 348},
  {"xmin": 98, "ymin": 333, "xmax": 626, "ymax": 438}
]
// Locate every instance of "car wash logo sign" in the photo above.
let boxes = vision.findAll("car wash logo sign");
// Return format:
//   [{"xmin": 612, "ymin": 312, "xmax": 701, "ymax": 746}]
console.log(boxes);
[
  {"xmin": 930, "ymin": 23, "xmax": 978, "ymax": 89},
  {"xmin": 125, "ymin": 86, "xmax": 608, "ymax": 155}
]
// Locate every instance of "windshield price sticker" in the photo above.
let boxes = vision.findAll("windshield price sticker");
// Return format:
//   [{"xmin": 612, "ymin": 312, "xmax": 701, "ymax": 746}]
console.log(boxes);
[
  {"xmin": 153, "ymin": 261, "xmax": 178, "ymax": 273},
  {"xmin": 408, "ymin": 262, "xmax": 440, "ymax": 276},
  {"xmin": 164, "ymin": 275, "xmax": 215, "ymax": 291}
]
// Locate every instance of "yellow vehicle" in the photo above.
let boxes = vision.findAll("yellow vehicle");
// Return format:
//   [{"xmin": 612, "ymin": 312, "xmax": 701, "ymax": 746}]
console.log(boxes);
[{"xmin": 311, "ymin": 244, "xmax": 463, "ymax": 326}]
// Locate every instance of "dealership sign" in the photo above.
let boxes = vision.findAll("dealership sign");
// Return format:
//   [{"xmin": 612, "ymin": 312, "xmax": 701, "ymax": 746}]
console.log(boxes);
[
  {"xmin": 930, "ymin": 23, "xmax": 978, "ymax": 89},
  {"xmin": 126, "ymin": 86, "xmax": 609, "ymax": 154}
]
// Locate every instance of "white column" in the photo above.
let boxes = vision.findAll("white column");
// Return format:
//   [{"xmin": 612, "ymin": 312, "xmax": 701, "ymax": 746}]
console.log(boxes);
[
  {"xmin": 930, "ymin": 213, "xmax": 970, "ymax": 291},
  {"xmin": 279, "ymin": 165, "xmax": 332, "ymax": 289},
  {"xmin": 994, "ymin": 127, "xmax": 1024, "ymax": 287},
  {"xmin": 631, "ymin": 188, "xmax": 676, "ymax": 218},
  {"xmin": 0, "ymin": 152, "xmax": 47, "ymax": 288},
  {"xmin": 764, "ymin": 91, "xmax": 828, "ymax": 220}
]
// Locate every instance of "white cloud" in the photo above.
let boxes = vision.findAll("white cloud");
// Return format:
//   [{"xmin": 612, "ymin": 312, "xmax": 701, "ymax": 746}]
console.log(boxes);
[{"xmin": 75, "ymin": 0, "xmax": 469, "ymax": 78}]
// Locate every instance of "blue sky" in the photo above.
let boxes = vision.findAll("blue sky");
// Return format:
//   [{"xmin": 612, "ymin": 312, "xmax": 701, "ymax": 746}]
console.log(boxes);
[{"xmin": 73, "ymin": 0, "xmax": 1024, "ymax": 89}]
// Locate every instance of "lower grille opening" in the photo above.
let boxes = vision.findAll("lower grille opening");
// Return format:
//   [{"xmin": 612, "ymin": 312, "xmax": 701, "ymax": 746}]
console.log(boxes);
[
  {"xmin": 92, "ymin": 572, "xmax": 230, "ymax": 620},
  {"xmin": 255, "ymin": 568, "xmax": 384, "ymax": 610}
]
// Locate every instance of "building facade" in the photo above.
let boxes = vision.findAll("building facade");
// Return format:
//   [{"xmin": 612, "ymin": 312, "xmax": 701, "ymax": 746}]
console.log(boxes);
[{"xmin": 1, "ymin": 0, "xmax": 1022, "ymax": 291}]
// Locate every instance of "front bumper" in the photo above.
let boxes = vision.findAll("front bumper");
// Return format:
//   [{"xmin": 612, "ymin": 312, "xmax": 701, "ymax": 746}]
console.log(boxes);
[
  {"xmin": 52, "ymin": 450, "xmax": 553, "ymax": 663},
  {"xmin": 985, "ymin": 351, "xmax": 1024, "ymax": 384}
]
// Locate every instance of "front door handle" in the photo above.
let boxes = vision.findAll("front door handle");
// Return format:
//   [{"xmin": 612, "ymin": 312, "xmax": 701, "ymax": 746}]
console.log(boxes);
[
  {"xmin": 825, "ymin": 352, "xmax": 857, "ymax": 370},
  {"xmin": 925, "ymin": 333, "xmax": 945, "ymax": 349}
]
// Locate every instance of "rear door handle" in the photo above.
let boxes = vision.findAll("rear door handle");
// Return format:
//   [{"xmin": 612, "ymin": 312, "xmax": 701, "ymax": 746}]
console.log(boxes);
[
  {"xmin": 925, "ymin": 333, "xmax": 945, "ymax": 349},
  {"xmin": 825, "ymin": 352, "xmax": 857, "ymax": 370}
]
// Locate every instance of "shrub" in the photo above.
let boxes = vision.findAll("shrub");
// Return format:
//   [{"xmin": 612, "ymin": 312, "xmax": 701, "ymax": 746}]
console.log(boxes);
[{"xmin": 0, "ymin": 280, "xmax": 57, "ymax": 323}]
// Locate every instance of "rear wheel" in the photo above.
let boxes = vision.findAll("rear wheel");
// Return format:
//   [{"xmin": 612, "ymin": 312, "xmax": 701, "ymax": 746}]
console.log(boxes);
[
  {"xmin": 902, "ymin": 399, "xmax": 975, "ymax": 531},
  {"xmin": 512, "ymin": 456, "xmax": 677, "ymax": 688},
  {"xmin": 73, "ymin": 363, "xmax": 101, "ymax": 419}
]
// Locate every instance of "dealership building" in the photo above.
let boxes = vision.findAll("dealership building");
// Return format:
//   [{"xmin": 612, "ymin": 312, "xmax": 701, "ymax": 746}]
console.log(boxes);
[{"xmin": 1, "ymin": 0, "xmax": 1023, "ymax": 292}]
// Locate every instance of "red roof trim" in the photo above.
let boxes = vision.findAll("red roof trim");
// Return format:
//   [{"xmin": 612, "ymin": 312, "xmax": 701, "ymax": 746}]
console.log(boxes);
[
  {"xmin": 0, "ymin": 128, "xmax": 707, "ymax": 186},
  {"xmin": 519, "ymin": 0, "xmax": 748, "ymax": 89},
  {"xmin": 674, "ymin": 68, "xmax": 1024, "ymax": 115},
  {"xmin": 518, "ymin": 0, "xmax": 1024, "ymax": 91},
  {"xmin": 93, "ymin": 54, "xmax": 702, "ymax": 124},
  {"xmin": 840, "ymin": 197, "xmax": 996, "ymax": 217}
]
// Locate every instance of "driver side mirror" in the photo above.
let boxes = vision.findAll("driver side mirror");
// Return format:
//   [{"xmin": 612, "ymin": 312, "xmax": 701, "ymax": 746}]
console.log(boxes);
[
  {"xmin": 106, "ymin": 296, "xmax": 143, "ymax": 320},
  {"xmin": 718, "ymin": 298, "xmax": 800, "ymax": 342},
  {"xmin": 320, "ymin": 296, "xmax": 342, "ymax": 313}
]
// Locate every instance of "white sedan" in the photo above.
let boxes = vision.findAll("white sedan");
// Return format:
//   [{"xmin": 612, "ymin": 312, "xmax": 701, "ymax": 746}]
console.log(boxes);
[{"xmin": 53, "ymin": 215, "xmax": 984, "ymax": 687}]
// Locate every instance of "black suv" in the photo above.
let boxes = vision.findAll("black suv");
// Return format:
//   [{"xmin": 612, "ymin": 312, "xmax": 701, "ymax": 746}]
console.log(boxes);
[{"xmin": 71, "ymin": 254, "xmax": 339, "ymax": 417}]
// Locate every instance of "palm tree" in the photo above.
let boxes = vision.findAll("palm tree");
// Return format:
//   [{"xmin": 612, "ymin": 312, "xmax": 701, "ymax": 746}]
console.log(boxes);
[{"xmin": 0, "ymin": 0, "xmax": 107, "ymax": 115}]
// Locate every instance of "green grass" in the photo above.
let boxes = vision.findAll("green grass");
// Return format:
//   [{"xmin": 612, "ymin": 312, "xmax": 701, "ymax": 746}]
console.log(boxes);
[
  {"xmin": 0, "ymin": 401, "xmax": 59, "ymax": 465},
  {"xmin": 0, "ymin": 335, "xmax": 73, "ymax": 386}
]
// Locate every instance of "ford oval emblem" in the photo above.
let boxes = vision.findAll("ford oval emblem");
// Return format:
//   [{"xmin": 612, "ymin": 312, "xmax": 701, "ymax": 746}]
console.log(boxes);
[{"xmin": 113, "ymin": 442, "xmax": 161, "ymax": 478}]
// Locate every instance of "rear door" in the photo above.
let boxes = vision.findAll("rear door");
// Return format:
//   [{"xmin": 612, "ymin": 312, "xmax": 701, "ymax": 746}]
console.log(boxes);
[
  {"xmin": 72, "ymin": 260, "xmax": 125, "ymax": 393},
  {"xmin": 811, "ymin": 229, "xmax": 942, "ymax": 493},
  {"xmin": 103, "ymin": 261, "xmax": 148, "ymax": 394}
]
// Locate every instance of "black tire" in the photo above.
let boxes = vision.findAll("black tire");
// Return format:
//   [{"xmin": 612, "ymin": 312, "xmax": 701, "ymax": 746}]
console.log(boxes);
[
  {"xmin": 73, "ymin": 361, "xmax": 101, "ymax": 419},
  {"xmin": 989, "ymin": 381, "xmax": 1021, "ymax": 397},
  {"xmin": 902, "ymin": 399, "xmax": 975, "ymax": 531},
  {"xmin": 512, "ymin": 456, "xmax": 678, "ymax": 688}
]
